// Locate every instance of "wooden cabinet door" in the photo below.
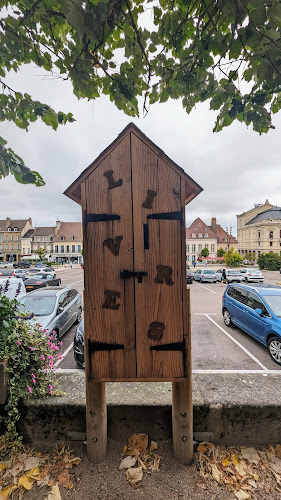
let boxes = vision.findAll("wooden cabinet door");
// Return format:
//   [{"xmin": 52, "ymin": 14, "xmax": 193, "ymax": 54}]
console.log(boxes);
[
  {"xmin": 83, "ymin": 135, "xmax": 136, "ymax": 379},
  {"xmin": 131, "ymin": 134, "xmax": 185, "ymax": 379}
]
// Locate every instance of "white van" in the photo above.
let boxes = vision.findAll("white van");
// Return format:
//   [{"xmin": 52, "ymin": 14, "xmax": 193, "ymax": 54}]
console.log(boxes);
[{"xmin": 0, "ymin": 278, "xmax": 26, "ymax": 300}]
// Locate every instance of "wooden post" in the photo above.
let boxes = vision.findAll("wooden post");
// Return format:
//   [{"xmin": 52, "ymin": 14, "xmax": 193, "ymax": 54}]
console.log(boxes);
[
  {"xmin": 86, "ymin": 380, "xmax": 107, "ymax": 464},
  {"xmin": 172, "ymin": 286, "xmax": 193, "ymax": 465}
]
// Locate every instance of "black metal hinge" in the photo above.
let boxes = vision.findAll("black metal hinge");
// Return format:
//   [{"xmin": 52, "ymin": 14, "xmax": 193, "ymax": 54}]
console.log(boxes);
[
  {"xmin": 150, "ymin": 341, "xmax": 185, "ymax": 352},
  {"xmin": 88, "ymin": 340, "xmax": 124, "ymax": 352},
  {"xmin": 147, "ymin": 209, "xmax": 183, "ymax": 222},
  {"xmin": 84, "ymin": 211, "xmax": 120, "ymax": 226}
]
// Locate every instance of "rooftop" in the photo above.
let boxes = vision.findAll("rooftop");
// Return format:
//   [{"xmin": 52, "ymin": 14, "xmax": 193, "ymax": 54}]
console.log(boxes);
[{"xmin": 246, "ymin": 207, "xmax": 281, "ymax": 225}]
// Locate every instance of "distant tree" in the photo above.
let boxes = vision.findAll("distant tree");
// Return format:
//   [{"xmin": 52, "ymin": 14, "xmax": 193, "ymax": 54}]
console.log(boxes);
[
  {"xmin": 2, "ymin": 1, "xmax": 281, "ymax": 185},
  {"xmin": 35, "ymin": 248, "xmax": 46, "ymax": 261},
  {"xmin": 201, "ymin": 248, "xmax": 209, "ymax": 258},
  {"xmin": 224, "ymin": 247, "xmax": 243, "ymax": 267},
  {"xmin": 257, "ymin": 253, "xmax": 281, "ymax": 271},
  {"xmin": 217, "ymin": 248, "xmax": 226, "ymax": 257},
  {"xmin": 244, "ymin": 251, "xmax": 255, "ymax": 262}
]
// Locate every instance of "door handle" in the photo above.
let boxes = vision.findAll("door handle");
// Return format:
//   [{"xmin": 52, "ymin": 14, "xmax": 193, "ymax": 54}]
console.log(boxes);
[{"xmin": 120, "ymin": 269, "xmax": 148, "ymax": 283}]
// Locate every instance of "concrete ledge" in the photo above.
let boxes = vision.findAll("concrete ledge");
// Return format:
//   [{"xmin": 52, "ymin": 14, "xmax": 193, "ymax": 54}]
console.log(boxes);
[{"xmin": 18, "ymin": 373, "xmax": 281, "ymax": 447}]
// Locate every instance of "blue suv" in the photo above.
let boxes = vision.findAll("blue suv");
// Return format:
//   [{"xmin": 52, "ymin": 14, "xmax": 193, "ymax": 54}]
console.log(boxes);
[{"xmin": 222, "ymin": 283, "xmax": 281, "ymax": 365}]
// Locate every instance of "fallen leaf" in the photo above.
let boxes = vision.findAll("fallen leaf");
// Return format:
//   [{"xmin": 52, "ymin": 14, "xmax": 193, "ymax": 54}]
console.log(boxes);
[
  {"xmin": 234, "ymin": 490, "xmax": 251, "ymax": 500},
  {"xmin": 47, "ymin": 484, "xmax": 62, "ymax": 500},
  {"xmin": 223, "ymin": 458, "xmax": 230, "ymax": 467},
  {"xmin": 241, "ymin": 448, "xmax": 260, "ymax": 465},
  {"xmin": 150, "ymin": 441, "xmax": 158, "ymax": 452},
  {"xmin": 119, "ymin": 456, "xmax": 137, "ymax": 470},
  {"xmin": 235, "ymin": 461, "xmax": 247, "ymax": 477},
  {"xmin": 127, "ymin": 434, "xmax": 148, "ymax": 455},
  {"xmin": 68, "ymin": 457, "xmax": 81, "ymax": 467},
  {"xmin": 276, "ymin": 445, "xmax": 281, "ymax": 459},
  {"xmin": 232, "ymin": 454, "xmax": 239, "ymax": 466},
  {"xmin": 0, "ymin": 484, "xmax": 18, "ymax": 499},
  {"xmin": 211, "ymin": 464, "xmax": 222, "ymax": 483},
  {"xmin": 125, "ymin": 467, "xmax": 143, "ymax": 488},
  {"xmin": 197, "ymin": 443, "xmax": 208, "ymax": 453},
  {"xmin": 24, "ymin": 457, "xmax": 39, "ymax": 471},
  {"xmin": 247, "ymin": 479, "xmax": 257, "ymax": 488},
  {"xmin": 152, "ymin": 454, "xmax": 161, "ymax": 471}
]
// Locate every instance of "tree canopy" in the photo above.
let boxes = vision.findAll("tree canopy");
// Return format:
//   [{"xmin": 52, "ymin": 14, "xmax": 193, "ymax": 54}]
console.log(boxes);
[{"xmin": 1, "ymin": 0, "xmax": 281, "ymax": 184}]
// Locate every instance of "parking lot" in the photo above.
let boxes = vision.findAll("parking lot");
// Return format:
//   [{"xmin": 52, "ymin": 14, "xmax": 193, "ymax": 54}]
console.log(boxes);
[{"xmin": 51, "ymin": 266, "xmax": 281, "ymax": 373}]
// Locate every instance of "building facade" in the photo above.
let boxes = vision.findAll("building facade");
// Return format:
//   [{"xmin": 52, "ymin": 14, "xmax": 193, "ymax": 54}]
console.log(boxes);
[
  {"xmin": 186, "ymin": 216, "xmax": 237, "ymax": 263},
  {"xmin": 52, "ymin": 222, "xmax": 83, "ymax": 263},
  {"xmin": 186, "ymin": 217, "xmax": 218, "ymax": 262},
  {"xmin": 21, "ymin": 229, "xmax": 34, "ymax": 259},
  {"xmin": 0, "ymin": 218, "xmax": 32, "ymax": 262},
  {"xmin": 31, "ymin": 227, "xmax": 56, "ymax": 260},
  {"xmin": 237, "ymin": 200, "xmax": 281, "ymax": 258}
]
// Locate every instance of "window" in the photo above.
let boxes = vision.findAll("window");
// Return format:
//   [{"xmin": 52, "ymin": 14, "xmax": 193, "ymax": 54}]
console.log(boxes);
[
  {"xmin": 66, "ymin": 245, "xmax": 70, "ymax": 253},
  {"xmin": 11, "ymin": 244, "xmax": 15, "ymax": 250},
  {"xmin": 17, "ymin": 236, "xmax": 20, "ymax": 241},
  {"xmin": 43, "ymin": 236, "xmax": 47, "ymax": 242},
  {"xmin": 192, "ymin": 244, "xmax": 196, "ymax": 252},
  {"xmin": 280, "ymin": 230, "xmax": 281, "ymax": 238},
  {"xmin": 55, "ymin": 245, "xmax": 58, "ymax": 253},
  {"xmin": 270, "ymin": 242, "xmax": 273, "ymax": 246},
  {"xmin": 8, "ymin": 228, "xmax": 11, "ymax": 232},
  {"xmin": 198, "ymin": 244, "xmax": 202, "ymax": 252},
  {"xmin": 0, "ymin": 236, "xmax": 2, "ymax": 242},
  {"xmin": 72, "ymin": 236, "xmax": 76, "ymax": 240},
  {"xmin": 225, "ymin": 247, "xmax": 228, "ymax": 251},
  {"xmin": 0, "ymin": 245, "xmax": 3, "ymax": 252},
  {"xmin": 22, "ymin": 248, "xmax": 25, "ymax": 254},
  {"xmin": 192, "ymin": 233, "xmax": 196, "ymax": 238},
  {"xmin": 61, "ymin": 245, "xmax": 64, "ymax": 253},
  {"xmin": 204, "ymin": 227, "xmax": 207, "ymax": 231},
  {"xmin": 17, "ymin": 245, "xmax": 20, "ymax": 250},
  {"xmin": 11, "ymin": 236, "xmax": 14, "ymax": 242},
  {"xmin": 60, "ymin": 236, "xmax": 65, "ymax": 241},
  {"xmin": 78, "ymin": 245, "xmax": 81, "ymax": 252},
  {"xmin": 269, "ymin": 231, "xmax": 273, "ymax": 238},
  {"xmin": 211, "ymin": 244, "xmax": 215, "ymax": 252},
  {"xmin": 27, "ymin": 248, "xmax": 30, "ymax": 254},
  {"xmin": 37, "ymin": 237, "xmax": 40, "ymax": 242},
  {"xmin": 205, "ymin": 244, "xmax": 208, "ymax": 249},
  {"xmin": 5, "ymin": 245, "xmax": 8, "ymax": 250},
  {"xmin": 205, "ymin": 233, "xmax": 208, "ymax": 237},
  {"xmin": 194, "ymin": 227, "xmax": 197, "ymax": 231},
  {"xmin": 247, "ymin": 292, "xmax": 270, "ymax": 317},
  {"xmin": 198, "ymin": 233, "xmax": 202, "ymax": 238},
  {"xmin": 258, "ymin": 231, "xmax": 261, "ymax": 238},
  {"xmin": 5, "ymin": 236, "xmax": 8, "ymax": 242},
  {"xmin": 72, "ymin": 245, "xmax": 75, "ymax": 253},
  {"xmin": 186, "ymin": 245, "xmax": 190, "ymax": 253}
]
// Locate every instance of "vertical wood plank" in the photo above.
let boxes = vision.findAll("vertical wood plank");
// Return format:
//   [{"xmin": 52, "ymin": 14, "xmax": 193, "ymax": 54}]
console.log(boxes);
[
  {"xmin": 86, "ymin": 380, "xmax": 107, "ymax": 464},
  {"xmin": 131, "ymin": 133, "xmax": 184, "ymax": 379},
  {"xmin": 172, "ymin": 380, "xmax": 193, "ymax": 465}
]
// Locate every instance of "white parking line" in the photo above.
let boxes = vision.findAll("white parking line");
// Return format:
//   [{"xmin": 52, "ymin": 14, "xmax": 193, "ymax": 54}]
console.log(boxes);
[
  {"xmin": 193, "ymin": 369, "xmax": 281, "ymax": 374},
  {"xmin": 54, "ymin": 341, "xmax": 74, "ymax": 367},
  {"xmin": 194, "ymin": 313, "xmax": 217, "ymax": 316},
  {"xmin": 194, "ymin": 282, "xmax": 218, "ymax": 294},
  {"xmin": 205, "ymin": 314, "xmax": 268, "ymax": 371},
  {"xmin": 68, "ymin": 279, "xmax": 84, "ymax": 287}
]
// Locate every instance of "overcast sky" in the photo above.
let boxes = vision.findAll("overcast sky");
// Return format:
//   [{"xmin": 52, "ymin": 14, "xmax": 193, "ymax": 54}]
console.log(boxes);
[{"xmin": 1, "ymin": 64, "xmax": 281, "ymax": 237}]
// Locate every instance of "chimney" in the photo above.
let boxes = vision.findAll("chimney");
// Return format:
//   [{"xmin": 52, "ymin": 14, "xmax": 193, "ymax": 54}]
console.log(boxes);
[
  {"xmin": 5, "ymin": 217, "xmax": 11, "ymax": 229},
  {"xmin": 211, "ymin": 217, "xmax": 217, "ymax": 232},
  {"xmin": 55, "ymin": 220, "xmax": 61, "ymax": 235}
]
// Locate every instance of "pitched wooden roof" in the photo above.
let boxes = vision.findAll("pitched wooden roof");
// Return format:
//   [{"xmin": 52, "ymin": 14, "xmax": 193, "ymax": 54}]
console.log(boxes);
[{"xmin": 64, "ymin": 122, "xmax": 203, "ymax": 205}]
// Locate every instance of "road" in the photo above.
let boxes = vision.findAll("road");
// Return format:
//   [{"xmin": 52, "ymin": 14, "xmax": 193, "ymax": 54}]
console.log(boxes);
[{"xmin": 53, "ymin": 266, "xmax": 281, "ymax": 374}]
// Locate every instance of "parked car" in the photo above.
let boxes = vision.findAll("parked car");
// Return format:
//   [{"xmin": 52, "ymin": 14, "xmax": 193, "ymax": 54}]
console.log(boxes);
[
  {"xmin": 240, "ymin": 268, "xmax": 264, "ymax": 282},
  {"xmin": 186, "ymin": 270, "xmax": 193, "ymax": 284},
  {"xmin": 14, "ymin": 269, "xmax": 29, "ymax": 280},
  {"xmin": 0, "ymin": 277, "xmax": 26, "ymax": 300},
  {"xmin": 222, "ymin": 283, "xmax": 281, "ymax": 365},
  {"xmin": 215, "ymin": 269, "xmax": 243, "ymax": 283},
  {"xmin": 74, "ymin": 318, "xmax": 85, "ymax": 367},
  {"xmin": 26, "ymin": 267, "xmax": 56, "ymax": 278},
  {"xmin": 19, "ymin": 287, "xmax": 82, "ymax": 339},
  {"xmin": 192, "ymin": 269, "xmax": 217, "ymax": 283},
  {"xmin": 13, "ymin": 261, "xmax": 30, "ymax": 268},
  {"xmin": 0, "ymin": 269, "xmax": 16, "ymax": 277},
  {"xmin": 24, "ymin": 272, "xmax": 61, "ymax": 292}
]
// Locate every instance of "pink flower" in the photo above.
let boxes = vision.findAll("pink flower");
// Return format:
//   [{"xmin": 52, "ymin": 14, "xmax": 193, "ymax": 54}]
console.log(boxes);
[
  {"xmin": 27, "ymin": 385, "xmax": 32, "ymax": 394},
  {"xmin": 29, "ymin": 347, "xmax": 35, "ymax": 351},
  {"xmin": 47, "ymin": 355, "xmax": 53, "ymax": 360},
  {"xmin": 41, "ymin": 355, "xmax": 45, "ymax": 361},
  {"xmin": 59, "ymin": 342, "xmax": 63, "ymax": 347},
  {"xmin": 49, "ymin": 360, "xmax": 54, "ymax": 367},
  {"xmin": 17, "ymin": 340, "xmax": 21, "ymax": 345},
  {"xmin": 49, "ymin": 384, "xmax": 53, "ymax": 395},
  {"xmin": 56, "ymin": 354, "xmax": 63, "ymax": 360}
]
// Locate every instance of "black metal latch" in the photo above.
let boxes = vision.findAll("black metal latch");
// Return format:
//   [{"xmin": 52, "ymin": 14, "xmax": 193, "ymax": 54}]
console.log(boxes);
[{"xmin": 120, "ymin": 269, "xmax": 148, "ymax": 283}]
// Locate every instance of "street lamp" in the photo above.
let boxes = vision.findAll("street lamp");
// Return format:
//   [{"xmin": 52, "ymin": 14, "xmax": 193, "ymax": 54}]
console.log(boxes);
[{"xmin": 225, "ymin": 225, "xmax": 232, "ymax": 267}]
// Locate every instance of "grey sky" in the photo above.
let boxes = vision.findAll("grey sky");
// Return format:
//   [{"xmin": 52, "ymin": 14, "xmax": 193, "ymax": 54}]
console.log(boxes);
[{"xmin": 1, "ymin": 64, "xmax": 281, "ymax": 237}]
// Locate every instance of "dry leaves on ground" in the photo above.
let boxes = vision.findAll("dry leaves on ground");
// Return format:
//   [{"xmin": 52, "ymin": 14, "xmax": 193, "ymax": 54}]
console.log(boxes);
[
  {"xmin": 120, "ymin": 434, "xmax": 161, "ymax": 488},
  {"xmin": 195, "ymin": 442, "xmax": 281, "ymax": 499},
  {"xmin": 0, "ymin": 441, "xmax": 80, "ymax": 499}
]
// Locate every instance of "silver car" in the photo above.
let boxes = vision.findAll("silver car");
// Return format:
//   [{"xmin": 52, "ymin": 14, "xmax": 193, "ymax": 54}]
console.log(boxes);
[
  {"xmin": 19, "ymin": 287, "xmax": 82, "ymax": 339},
  {"xmin": 240, "ymin": 268, "xmax": 264, "ymax": 283},
  {"xmin": 192, "ymin": 269, "xmax": 217, "ymax": 282}
]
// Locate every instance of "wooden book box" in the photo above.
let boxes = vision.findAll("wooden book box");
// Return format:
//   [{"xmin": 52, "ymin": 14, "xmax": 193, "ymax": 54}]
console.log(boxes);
[{"xmin": 64, "ymin": 123, "xmax": 202, "ymax": 464}]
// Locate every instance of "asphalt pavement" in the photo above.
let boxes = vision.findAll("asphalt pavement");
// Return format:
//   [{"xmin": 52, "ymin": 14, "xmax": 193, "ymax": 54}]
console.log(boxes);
[{"xmin": 53, "ymin": 265, "xmax": 281, "ymax": 374}]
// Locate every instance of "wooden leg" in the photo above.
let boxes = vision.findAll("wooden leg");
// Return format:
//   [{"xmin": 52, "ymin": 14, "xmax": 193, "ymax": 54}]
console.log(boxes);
[
  {"xmin": 172, "ymin": 380, "xmax": 193, "ymax": 465},
  {"xmin": 86, "ymin": 380, "xmax": 107, "ymax": 463}
]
